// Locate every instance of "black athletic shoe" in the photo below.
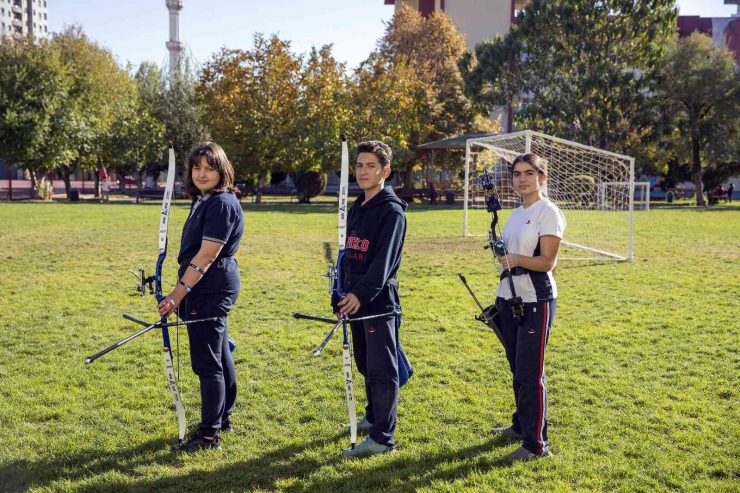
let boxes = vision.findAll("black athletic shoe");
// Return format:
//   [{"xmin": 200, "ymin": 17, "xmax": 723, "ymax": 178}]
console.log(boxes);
[{"xmin": 171, "ymin": 432, "xmax": 221, "ymax": 453}]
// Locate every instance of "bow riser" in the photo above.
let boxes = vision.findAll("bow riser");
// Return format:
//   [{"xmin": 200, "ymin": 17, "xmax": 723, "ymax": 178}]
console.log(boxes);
[{"xmin": 478, "ymin": 168, "xmax": 525, "ymax": 325}]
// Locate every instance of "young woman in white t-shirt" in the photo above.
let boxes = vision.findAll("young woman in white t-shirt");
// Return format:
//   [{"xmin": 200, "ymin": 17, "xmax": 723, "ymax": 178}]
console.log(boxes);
[{"xmin": 491, "ymin": 153, "xmax": 567, "ymax": 461}]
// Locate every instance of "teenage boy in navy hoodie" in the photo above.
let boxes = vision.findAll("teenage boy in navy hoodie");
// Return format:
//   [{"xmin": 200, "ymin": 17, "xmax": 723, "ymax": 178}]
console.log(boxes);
[{"xmin": 332, "ymin": 140, "xmax": 408, "ymax": 458}]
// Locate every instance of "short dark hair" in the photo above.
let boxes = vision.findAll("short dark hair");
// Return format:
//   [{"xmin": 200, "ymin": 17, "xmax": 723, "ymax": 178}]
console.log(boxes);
[
  {"xmin": 511, "ymin": 153, "xmax": 546, "ymax": 175},
  {"xmin": 183, "ymin": 142, "xmax": 237, "ymax": 198},
  {"xmin": 356, "ymin": 140, "xmax": 393, "ymax": 168}
]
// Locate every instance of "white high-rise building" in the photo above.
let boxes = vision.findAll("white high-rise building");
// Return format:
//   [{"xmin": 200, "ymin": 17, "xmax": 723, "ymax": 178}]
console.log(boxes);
[
  {"xmin": 166, "ymin": 0, "xmax": 183, "ymax": 74},
  {"xmin": 0, "ymin": 0, "xmax": 49, "ymax": 43}
]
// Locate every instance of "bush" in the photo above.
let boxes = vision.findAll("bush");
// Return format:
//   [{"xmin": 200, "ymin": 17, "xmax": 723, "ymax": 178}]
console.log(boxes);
[
  {"xmin": 565, "ymin": 174, "xmax": 596, "ymax": 204},
  {"xmin": 294, "ymin": 172, "xmax": 327, "ymax": 203}
]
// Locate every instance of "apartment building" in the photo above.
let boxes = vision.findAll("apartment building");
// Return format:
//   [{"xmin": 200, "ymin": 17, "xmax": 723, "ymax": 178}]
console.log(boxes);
[
  {"xmin": 0, "ymin": 0, "xmax": 49, "ymax": 43},
  {"xmin": 384, "ymin": 0, "xmax": 530, "ymax": 50}
]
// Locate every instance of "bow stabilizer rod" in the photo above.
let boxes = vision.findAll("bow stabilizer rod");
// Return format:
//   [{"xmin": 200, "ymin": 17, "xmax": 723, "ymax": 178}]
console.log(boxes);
[{"xmin": 457, "ymin": 273, "xmax": 504, "ymax": 346}]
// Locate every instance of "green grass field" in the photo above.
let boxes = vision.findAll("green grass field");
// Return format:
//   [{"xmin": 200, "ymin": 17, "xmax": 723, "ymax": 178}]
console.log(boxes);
[{"xmin": 0, "ymin": 202, "xmax": 738, "ymax": 492}]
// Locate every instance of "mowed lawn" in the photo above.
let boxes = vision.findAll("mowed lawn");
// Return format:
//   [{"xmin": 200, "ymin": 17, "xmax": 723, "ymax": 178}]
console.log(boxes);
[{"xmin": 0, "ymin": 201, "xmax": 738, "ymax": 493}]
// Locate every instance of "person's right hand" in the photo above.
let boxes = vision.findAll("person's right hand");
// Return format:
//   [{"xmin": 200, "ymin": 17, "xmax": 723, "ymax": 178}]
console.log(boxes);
[{"xmin": 337, "ymin": 293, "xmax": 361, "ymax": 316}]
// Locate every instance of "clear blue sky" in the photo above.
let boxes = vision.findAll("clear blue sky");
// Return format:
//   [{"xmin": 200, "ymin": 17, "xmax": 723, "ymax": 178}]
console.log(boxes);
[{"xmin": 49, "ymin": 0, "xmax": 740, "ymax": 71}]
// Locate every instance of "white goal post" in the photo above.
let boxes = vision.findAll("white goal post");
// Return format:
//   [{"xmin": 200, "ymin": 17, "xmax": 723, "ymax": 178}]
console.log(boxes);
[
  {"xmin": 601, "ymin": 182, "xmax": 649, "ymax": 212},
  {"xmin": 463, "ymin": 130, "xmax": 636, "ymax": 261}
]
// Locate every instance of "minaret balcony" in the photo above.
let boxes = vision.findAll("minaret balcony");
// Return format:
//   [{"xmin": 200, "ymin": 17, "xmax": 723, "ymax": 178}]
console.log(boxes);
[
  {"xmin": 166, "ymin": 0, "xmax": 184, "ymax": 11},
  {"xmin": 166, "ymin": 40, "xmax": 183, "ymax": 51}
]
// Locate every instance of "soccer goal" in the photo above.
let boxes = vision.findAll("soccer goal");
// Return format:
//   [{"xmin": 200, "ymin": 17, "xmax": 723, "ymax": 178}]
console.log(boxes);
[
  {"xmin": 601, "ymin": 182, "xmax": 650, "ymax": 212},
  {"xmin": 463, "ymin": 130, "xmax": 636, "ymax": 261}
]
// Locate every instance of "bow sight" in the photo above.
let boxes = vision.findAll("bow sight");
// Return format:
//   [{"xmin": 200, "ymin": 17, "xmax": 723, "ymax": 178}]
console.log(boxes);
[
  {"xmin": 477, "ymin": 168, "xmax": 502, "ymax": 213},
  {"xmin": 478, "ymin": 169, "xmax": 507, "ymax": 257},
  {"xmin": 130, "ymin": 268, "xmax": 154, "ymax": 296}
]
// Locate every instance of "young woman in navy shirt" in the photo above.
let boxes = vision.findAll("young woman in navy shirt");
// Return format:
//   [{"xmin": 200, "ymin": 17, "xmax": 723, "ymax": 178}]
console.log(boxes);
[
  {"xmin": 158, "ymin": 142, "xmax": 244, "ymax": 453},
  {"xmin": 490, "ymin": 154, "xmax": 566, "ymax": 461}
]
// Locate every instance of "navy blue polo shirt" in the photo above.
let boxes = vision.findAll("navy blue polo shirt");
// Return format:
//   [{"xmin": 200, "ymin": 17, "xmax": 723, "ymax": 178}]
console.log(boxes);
[{"xmin": 177, "ymin": 191, "xmax": 244, "ymax": 294}]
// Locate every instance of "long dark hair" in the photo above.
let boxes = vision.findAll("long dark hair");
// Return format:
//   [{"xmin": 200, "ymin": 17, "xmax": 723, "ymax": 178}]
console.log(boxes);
[{"xmin": 183, "ymin": 142, "xmax": 238, "ymax": 198}]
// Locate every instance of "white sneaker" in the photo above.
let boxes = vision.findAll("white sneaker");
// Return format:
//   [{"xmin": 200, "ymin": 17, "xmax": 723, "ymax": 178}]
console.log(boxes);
[
  {"xmin": 346, "ymin": 415, "xmax": 373, "ymax": 433},
  {"xmin": 503, "ymin": 446, "xmax": 552, "ymax": 461},
  {"xmin": 342, "ymin": 436, "xmax": 395, "ymax": 458},
  {"xmin": 491, "ymin": 426, "xmax": 521, "ymax": 440}
]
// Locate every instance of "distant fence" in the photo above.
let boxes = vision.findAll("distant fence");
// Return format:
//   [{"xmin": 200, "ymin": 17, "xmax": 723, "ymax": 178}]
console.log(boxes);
[{"xmin": 0, "ymin": 180, "xmax": 119, "ymax": 200}]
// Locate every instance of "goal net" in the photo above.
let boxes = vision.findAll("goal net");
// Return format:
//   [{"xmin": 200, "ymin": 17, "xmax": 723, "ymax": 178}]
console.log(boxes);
[{"xmin": 463, "ymin": 130, "xmax": 636, "ymax": 261}]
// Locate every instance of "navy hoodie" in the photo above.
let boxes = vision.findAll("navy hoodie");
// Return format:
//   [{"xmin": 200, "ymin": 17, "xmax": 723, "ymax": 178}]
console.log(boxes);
[{"xmin": 331, "ymin": 186, "xmax": 408, "ymax": 317}]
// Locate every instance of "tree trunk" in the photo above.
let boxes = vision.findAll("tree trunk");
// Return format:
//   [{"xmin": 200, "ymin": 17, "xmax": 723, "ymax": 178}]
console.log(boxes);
[
  {"xmin": 404, "ymin": 163, "xmax": 414, "ymax": 188},
  {"xmin": 691, "ymin": 130, "xmax": 704, "ymax": 206},
  {"xmin": 134, "ymin": 170, "xmax": 143, "ymax": 203},
  {"xmin": 29, "ymin": 170, "xmax": 46, "ymax": 200},
  {"xmin": 59, "ymin": 164, "xmax": 76, "ymax": 199},
  {"xmin": 118, "ymin": 174, "xmax": 127, "ymax": 196},
  {"xmin": 29, "ymin": 170, "xmax": 39, "ymax": 200},
  {"xmin": 94, "ymin": 168, "xmax": 100, "ymax": 198},
  {"xmin": 62, "ymin": 173, "xmax": 72, "ymax": 198},
  {"xmin": 34, "ymin": 170, "xmax": 47, "ymax": 200},
  {"xmin": 599, "ymin": 109, "xmax": 608, "ymax": 150},
  {"xmin": 255, "ymin": 170, "xmax": 268, "ymax": 204}
]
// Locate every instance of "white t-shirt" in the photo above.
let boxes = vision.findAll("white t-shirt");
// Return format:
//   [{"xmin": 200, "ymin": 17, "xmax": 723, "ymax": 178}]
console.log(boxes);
[{"xmin": 495, "ymin": 197, "xmax": 566, "ymax": 303}]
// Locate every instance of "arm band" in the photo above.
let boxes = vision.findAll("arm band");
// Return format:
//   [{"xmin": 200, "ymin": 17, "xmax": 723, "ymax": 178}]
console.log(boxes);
[
  {"xmin": 189, "ymin": 263, "xmax": 204, "ymax": 275},
  {"xmin": 179, "ymin": 281, "xmax": 192, "ymax": 293}
]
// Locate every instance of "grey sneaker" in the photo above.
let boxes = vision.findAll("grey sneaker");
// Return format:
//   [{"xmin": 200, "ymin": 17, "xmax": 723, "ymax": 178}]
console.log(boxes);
[
  {"xmin": 342, "ymin": 436, "xmax": 395, "ymax": 458},
  {"xmin": 503, "ymin": 446, "xmax": 552, "ymax": 462},
  {"xmin": 491, "ymin": 426, "xmax": 522, "ymax": 439},
  {"xmin": 353, "ymin": 415, "xmax": 373, "ymax": 433}
]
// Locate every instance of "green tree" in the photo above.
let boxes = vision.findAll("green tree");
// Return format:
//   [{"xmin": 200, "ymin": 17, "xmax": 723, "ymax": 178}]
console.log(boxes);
[
  {"xmin": 652, "ymin": 33, "xmax": 740, "ymax": 205},
  {"xmin": 102, "ymin": 91, "xmax": 166, "ymax": 196},
  {"xmin": 350, "ymin": 53, "xmax": 428, "ymax": 183},
  {"xmin": 358, "ymin": 5, "xmax": 494, "ymax": 186},
  {"xmin": 51, "ymin": 26, "xmax": 133, "ymax": 198},
  {"xmin": 459, "ymin": 0, "xmax": 677, "ymax": 154},
  {"xmin": 158, "ymin": 53, "xmax": 208, "ymax": 167},
  {"xmin": 199, "ymin": 34, "xmax": 302, "ymax": 202},
  {"xmin": 291, "ymin": 45, "xmax": 351, "ymax": 202},
  {"xmin": 134, "ymin": 61, "xmax": 163, "ymax": 112},
  {"xmin": 0, "ymin": 37, "xmax": 71, "ymax": 199}
]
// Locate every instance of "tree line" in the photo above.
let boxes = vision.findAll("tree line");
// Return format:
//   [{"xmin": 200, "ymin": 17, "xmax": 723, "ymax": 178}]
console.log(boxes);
[
  {"xmin": 2, "ymin": 3, "xmax": 739, "ymax": 205},
  {"xmin": 459, "ymin": 0, "xmax": 740, "ymax": 206}
]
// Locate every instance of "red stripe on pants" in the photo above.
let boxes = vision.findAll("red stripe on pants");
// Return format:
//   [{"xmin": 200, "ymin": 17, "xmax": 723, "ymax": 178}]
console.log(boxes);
[{"xmin": 537, "ymin": 302, "xmax": 548, "ymax": 454}]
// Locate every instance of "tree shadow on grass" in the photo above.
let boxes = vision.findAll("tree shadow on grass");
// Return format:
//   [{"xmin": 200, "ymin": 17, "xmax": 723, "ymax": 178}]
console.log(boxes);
[
  {"xmin": 239, "ymin": 203, "xmax": 336, "ymax": 214},
  {"xmin": 0, "ymin": 436, "xmax": 177, "ymax": 493},
  {"xmin": 0, "ymin": 429, "xmax": 349, "ymax": 493},
  {"xmin": 66, "ymin": 432, "xmax": 348, "ymax": 493},
  {"xmin": 67, "ymin": 434, "xmax": 516, "ymax": 493},
  {"xmin": 557, "ymin": 260, "xmax": 619, "ymax": 270},
  {"xmin": 283, "ymin": 435, "xmax": 517, "ymax": 493},
  {"xmin": 692, "ymin": 205, "xmax": 740, "ymax": 213}
]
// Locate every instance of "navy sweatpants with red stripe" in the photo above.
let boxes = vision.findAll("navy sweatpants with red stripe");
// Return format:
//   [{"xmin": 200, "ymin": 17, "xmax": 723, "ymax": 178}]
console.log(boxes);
[{"xmin": 497, "ymin": 297, "xmax": 557, "ymax": 455}]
